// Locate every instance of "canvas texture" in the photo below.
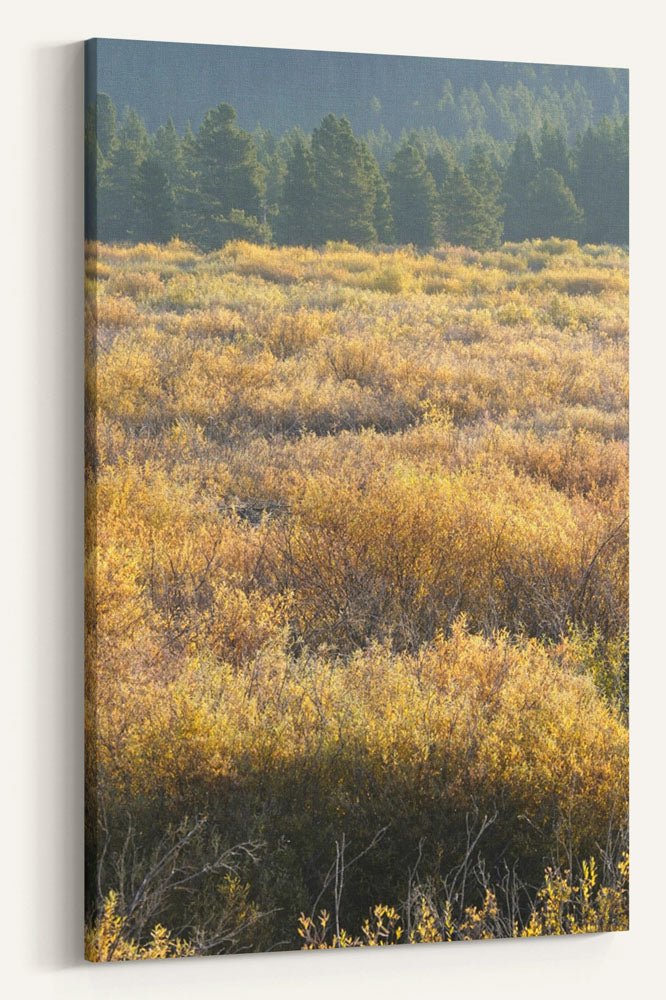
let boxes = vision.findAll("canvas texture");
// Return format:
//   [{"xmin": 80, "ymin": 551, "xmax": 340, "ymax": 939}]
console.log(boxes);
[{"xmin": 84, "ymin": 38, "xmax": 629, "ymax": 961}]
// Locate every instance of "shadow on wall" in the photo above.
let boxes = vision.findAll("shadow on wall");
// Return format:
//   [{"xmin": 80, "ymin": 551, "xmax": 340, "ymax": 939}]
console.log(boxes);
[{"xmin": 27, "ymin": 41, "xmax": 85, "ymax": 970}]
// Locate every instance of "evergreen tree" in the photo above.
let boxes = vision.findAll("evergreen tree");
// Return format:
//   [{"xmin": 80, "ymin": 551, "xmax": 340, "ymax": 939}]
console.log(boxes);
[
  {"xmin": 404, "ymin": 130, "xmax": 428, "ymax": 162},
  {"xmin": 191, "ymin": 103, "xmax": 267, "ymax": 250},
  {"xmin": 574, "ymin": 115, "xmax": 628, "ymax": 244},
  {"xmin": 442, "ymin": 165, "xmax": 498, "ymax": 249},
  {"xmin": 526, "ymin": 168, "xmax": 584, "ymax": 240},
  {"xmin": 311, "ymin": 115, "xmax": 376, "ymax": 245},
  {"xmin": 84, "ymin": 96, "xmax": 116, "ymax": 239},
  {"xmin": 360, "ymin": 141, "xmax": 394, "ymax": 243},
  {"xmin": 98, "ymin": 107, "xmax": 149, "ymax": 242},
  {"xmin": 89, "ymin": 93, "xmax": 116, "ymax": 159},
  {"xmin": 277, "ymin": 135, "xmax": 317, "ymax": 246},
  {"xmin": 174, "ymin": 120, "xmax": 199, "ymax": 239},
  {"xmin": 538, "ymin": 119, "xmax": 572, "ymax": 186},
  {"xmin": 503, "ymin": 131, "xmax": 539, "ymax": 241},
  {"xmin": 152, "ymin": 118, "xmax": 184, "ymax": 187},
  {"xmin": 426, "ymin": 145, "xmax": 454, "ymax": 192},
  {"xmin": 465, "ymin": 145, "xmax": 504, "ymax": 248},
  {"xmin": 364, "ymin": 124, "xmax": 396, "ymax": 171},
  {"xmin": 386, "ymin": 139, "xmax": 439, "ymax": 247},
  {"xmin": 254, "ymin": 125, "xmax": 287, "ymax": 225},
  {"xmin": 135, "ymin": 156, "xmax": 176, "ymax": 243}
]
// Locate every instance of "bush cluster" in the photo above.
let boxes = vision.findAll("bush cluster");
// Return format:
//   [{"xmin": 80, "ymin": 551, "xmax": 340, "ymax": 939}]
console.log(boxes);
[{"xmin": 85, "ymin": 237, "xmax": 628, "ymax": 958}]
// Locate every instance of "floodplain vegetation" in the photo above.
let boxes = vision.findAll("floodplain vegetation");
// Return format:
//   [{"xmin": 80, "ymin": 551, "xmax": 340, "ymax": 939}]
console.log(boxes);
[{"xmin": 84, "ymin": 236, "xmax": 628, "ymax": 960}]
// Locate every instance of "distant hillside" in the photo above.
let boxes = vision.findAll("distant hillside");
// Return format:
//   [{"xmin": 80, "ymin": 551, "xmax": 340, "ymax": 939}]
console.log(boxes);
[{"xmin": 90, "ymin": 38, "xmax": 628, "ymax": 144}]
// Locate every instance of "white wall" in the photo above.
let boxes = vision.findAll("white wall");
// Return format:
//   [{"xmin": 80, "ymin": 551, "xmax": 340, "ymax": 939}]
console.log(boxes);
[{"xmin": 3, "ymin": 2, "xmax": 664, "ymax": 996}]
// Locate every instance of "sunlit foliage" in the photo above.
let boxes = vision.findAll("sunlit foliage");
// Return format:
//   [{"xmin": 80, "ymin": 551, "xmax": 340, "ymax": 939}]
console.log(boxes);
[
  {"xmin": 298, "ymin": 854, "xmax": 629, "ymax": 947},
  {"xmin": 85, "ymin": 236, "xmax": 628, "ymax": 958}
]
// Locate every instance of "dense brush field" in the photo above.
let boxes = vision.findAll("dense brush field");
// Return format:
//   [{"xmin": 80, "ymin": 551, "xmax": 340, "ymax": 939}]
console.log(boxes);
[{"xmin": 85, "ymin": 237, "xmax": 628, "ymax": 959}]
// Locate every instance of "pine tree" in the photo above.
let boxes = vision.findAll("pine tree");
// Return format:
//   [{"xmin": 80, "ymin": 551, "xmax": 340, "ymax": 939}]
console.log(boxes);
[
  {"xmin": 277, "ymin": 135, "xmax": 317, "ymax": 246},
  {"xmin": 465, "ymin": 145, "xmax": 504, "ymax": 248},
  {"xmin": 574, "ymin": 115, "xmax": 628, "ymax": 244},
  {"xmin": 426, "ymin": 145, "xmax": 454, "ymax": 192},
  {"xmin": 386, "ymin": 139, "xmax": 439, "ymax": 247},
  {"xmin": 191, "ymin": 103, "xmax": 267, "ymax": 250},
  {"xmin": 311, "ymin": 115, "xmax": 376, "ymax": 245},
  {"xmin": 174, "ymin": 121, "xmax": 199, "ymax": 240},
  {"xmin": 254, "ymin": 125, "xmax": 287, "ymax": 227},
  {"xmin": 538, "ymin": 119, "xmax": 572, "ymax": 186},
  {"xmin": 84, "ymin": 95, "xmax": 116, "ymax": 240},
  {"xmin": 152, "ymin": 118, "xmax": 184, "ymax": 187},
  {"xmin": 135, "ymin": 156, "xmax": 176, "ymax": 243},
  {"xmin": 360, "ymin": 141, "xmax": 394, "ymax": 243},
  {"xmin": 442, "ymin": 165, "xmax": 494, "ymax": 249},
  {"xmin": 97, "ymin": 107, "xmax": 149, "ymax": 242},
  {"xmin": 364, "ymin": 125, "xmax": 395, "ymax": 171},
  {"xmin": 89, "ymin": 93, "xmax": 117, "ymax": 159},
  {"xmin": 526, "ymin": 168, "xmax": 584, "ymax": 240},
  {"xmin": 404, "ymin": 130, "xmax": 428, "ymax": 162},
  {"xmin": 503, "ymin": 132, "xmax": 539, "ymax": 241}
]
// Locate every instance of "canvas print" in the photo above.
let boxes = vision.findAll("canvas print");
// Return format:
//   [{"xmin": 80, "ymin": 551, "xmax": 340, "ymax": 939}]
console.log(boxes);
[{"xmin": 84, "ymin": 38, "xmax": 629, "ymax": 961}]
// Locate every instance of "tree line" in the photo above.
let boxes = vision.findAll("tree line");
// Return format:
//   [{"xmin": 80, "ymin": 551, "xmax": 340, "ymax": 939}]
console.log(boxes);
[{"xmin": 86, "ymin": 94, "xmax": 628, "ymax": 252}]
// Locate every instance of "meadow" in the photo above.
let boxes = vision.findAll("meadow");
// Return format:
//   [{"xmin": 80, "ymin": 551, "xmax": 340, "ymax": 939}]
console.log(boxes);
[{"xmin": 85, "ymin": 237, "xmax": 628, "ymax": 958}]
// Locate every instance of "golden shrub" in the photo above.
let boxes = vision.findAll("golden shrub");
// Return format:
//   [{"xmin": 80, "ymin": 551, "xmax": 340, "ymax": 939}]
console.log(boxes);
[{"xmin": 86, "ymin": 237, "xmax": 628, "ymax": 956}]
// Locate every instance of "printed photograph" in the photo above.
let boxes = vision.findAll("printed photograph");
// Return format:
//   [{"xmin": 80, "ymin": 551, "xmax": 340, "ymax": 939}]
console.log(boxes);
[{"xmin": 84, "ymin": 38, "xmax": 629, "ymax": 960}]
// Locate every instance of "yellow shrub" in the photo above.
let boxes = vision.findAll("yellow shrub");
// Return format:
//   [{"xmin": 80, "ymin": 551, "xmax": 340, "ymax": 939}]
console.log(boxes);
[
  {"xmin": 85, "ymin": 891, "xmax": 195, "ymax": 961},
  {"xmin": 86, "ymin": 238, "xmax": 628, "ymax": 956}
]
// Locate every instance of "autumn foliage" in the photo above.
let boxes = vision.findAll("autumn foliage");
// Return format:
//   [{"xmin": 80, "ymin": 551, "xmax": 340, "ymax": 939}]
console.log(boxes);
[{"xmin": 85, "ymin": 237, "xmax": 628, "ymax": 958}]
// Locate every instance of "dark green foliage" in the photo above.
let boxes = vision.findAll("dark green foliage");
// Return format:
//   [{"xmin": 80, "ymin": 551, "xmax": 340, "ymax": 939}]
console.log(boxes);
[
  {"xmin": 575, "ymin": 116, "xmax": 629, "ymax": 245},
  {"xmin": 93, "ymin": 93, "xmax": 117, "ymax": 159},
  {"xmin": 97, "ymin": 108, "xmax": 149, "ymax": 242},
  {"xmin": 254, "ymin": 127, "xmax": 288, "ymax": 234},
  {"xmin": 87, "ymin": 92, "xmax": 629, "ymax": 251},
  {"xmin": 387, "ymin": 139, "xmax": 439, "ymax": 247},
  {"xmin": 188, "ymin": 103, "xmax": 266, "ymax": 250},
  {"xmin": 311, "ymin": 115, "xmax": 377, "ymax": 245},
  {"xmin": 277, "ymin": 136, "xmax": 317, "ymax": 246},
  {"xmin": 526, "ymin": 169, "xmax": 584, "ymax": 240},
  {"xmin": 85, "ymin": 99, "xmax": 105, "ymax": 239},
  {"xmin": 207, "ymin": 209, "xmax": 272, "ymax": 245},
  {"xmin": 503, "ymin": 132, "xmax": 539, "ymax": 242},
  {"xmin": 152, "ymin": 118, "xmax": 184, "ymax": 187},
  {"xmin": 426, "ymin": 145, "xmax": 455, "ymax": 191},
  {"xmin": 173, "ymin": 121, "xmax": 200, "ymax": 239},
  {"xmin": 442, "ymin": 165, "xmax": 499, "ymax": 250},
  {"xmin": 195, "ymin": 104, "xmax": 265, "ymax": 217},
  {"xmin": 539, "ymin": 119, "xmax": 573, "ymax": 186},
  {"xmin": 360, "ymin": 141, "xmax": 394, "ymax": 243},
  {"xmin": 135, "ymin": 157, "xmax": 176, "ymax": 244},
  {"xmin": 463, "ymin": 146, "xmax": 504, "ymax": 248},
  {"xmin": 364, "ymin": 124, "xmax": 395, "ymax": 171}
]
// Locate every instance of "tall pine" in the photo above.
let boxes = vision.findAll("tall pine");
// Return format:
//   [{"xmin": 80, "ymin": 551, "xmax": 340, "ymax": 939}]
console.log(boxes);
[
  {"xmin": 575, "ymin": 116, "xmax": 628, "ymax": 244},
  {"xmin": 98, "ymin": 107, "xmax": 149, "ymax": 242},
  {"xmin": 503, "ymin": 132, "xmax": 539, "ymax": 241},
  {"xmin": 442, "ymin": 165, "xmax": 493, "ymax": 249},
  {"xmin": 386, "ymin": 139, "xmax": 439, "ymax": 247},
  {"xmin": 527, "ymin": 168, "xmax": 584, "ymax": 240},
  {"xmin": 311, "ymin": 115, "xmax": 376, "ymax": 245},
  {"xmin": 277, "ymin": 135, "xmax": 317, "ymax": 246},
  {"xmin": 191, "ymin": 103, "xmax": 267, "ymax": 250},
  {"xmin": 464, "ymin": 146, "xmax": 504, "ymax": 248},
  {"xmin": 135, "ymin": 156, "xmax": 176, "ymax": 244},
  {"xmin": 152, "ymin": 118, "xmax": 184, "ymax": 188},
  {"xmin": 360, "ymin": 140, "xmax": 394, "ymax": 243},
  {"xmin": 538, "ymin": 119, "xmax": 572, "ymax": 186}
]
